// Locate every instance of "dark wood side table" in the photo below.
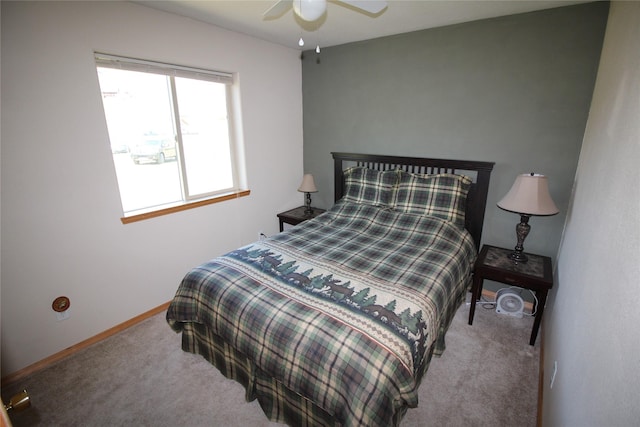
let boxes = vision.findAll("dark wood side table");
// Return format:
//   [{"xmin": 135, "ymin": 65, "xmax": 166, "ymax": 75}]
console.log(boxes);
[
  {"xmin": 468, "ymin": 244, "xmax": 553, "ymax": 345},
  {"xmin": 277, "ymin": 206, "xmax": 326, "ymax": 232}
]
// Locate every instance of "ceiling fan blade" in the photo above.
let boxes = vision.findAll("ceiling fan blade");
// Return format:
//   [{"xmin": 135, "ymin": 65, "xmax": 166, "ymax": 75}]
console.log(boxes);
[
  {"xmin": 263, "ymin": 0, "xmax": 293, "ymax": 20},
  {"xmin": 338, "ymin": 0, "xmax": 388, "ymax": 14}
]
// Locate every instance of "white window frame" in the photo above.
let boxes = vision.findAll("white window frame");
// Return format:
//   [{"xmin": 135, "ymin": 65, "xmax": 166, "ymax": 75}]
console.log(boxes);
[{"xmin": 95, "ymin": 52, "xmax": 248, "ymax": 223}]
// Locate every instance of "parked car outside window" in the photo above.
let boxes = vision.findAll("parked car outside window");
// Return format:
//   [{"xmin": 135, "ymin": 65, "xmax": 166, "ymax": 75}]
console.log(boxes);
[{"xmin": 130, "ymin": 135, "xmax": 177, "ymax": 164}]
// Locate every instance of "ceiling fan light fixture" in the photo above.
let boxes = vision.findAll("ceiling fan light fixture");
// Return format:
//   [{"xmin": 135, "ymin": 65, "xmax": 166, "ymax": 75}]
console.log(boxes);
[{"xmin": 293, "ymin": 0, "xmax": 327, "ymax": 21}]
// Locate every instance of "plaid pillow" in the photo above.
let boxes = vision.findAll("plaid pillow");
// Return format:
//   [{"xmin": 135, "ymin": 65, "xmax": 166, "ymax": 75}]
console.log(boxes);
[
  {"xmin": 343, "ymin": 167, "xmax": 398, "ymax": 207},
  {"xmin": 393, "ymin": 172, "xmax": 472, "ymax": 227}
]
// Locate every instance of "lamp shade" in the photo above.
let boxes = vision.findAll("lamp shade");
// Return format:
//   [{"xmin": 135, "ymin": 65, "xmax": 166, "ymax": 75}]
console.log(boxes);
[
  {"xmin": 497, "ymin": 173, "xmax": 559, "ymax": 216},
  {"xmin": 298, "ymin": 174, "xmax": 318, "ymax": 193}
]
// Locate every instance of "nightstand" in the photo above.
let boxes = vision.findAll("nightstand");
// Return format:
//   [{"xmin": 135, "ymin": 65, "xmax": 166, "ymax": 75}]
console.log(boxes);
[
  {"xmin": 277, "ymin": 206, "xmax": 326, "ymax": 232},
  {"xmin": 468, "ymin": 244, "xmax": 553, "ymax": 345}
]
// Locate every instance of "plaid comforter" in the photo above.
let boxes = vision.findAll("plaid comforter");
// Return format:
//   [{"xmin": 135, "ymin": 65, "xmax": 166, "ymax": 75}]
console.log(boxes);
[{"xmin": 167, "ymin": 201, "xmax": 477, "ymax": 426}]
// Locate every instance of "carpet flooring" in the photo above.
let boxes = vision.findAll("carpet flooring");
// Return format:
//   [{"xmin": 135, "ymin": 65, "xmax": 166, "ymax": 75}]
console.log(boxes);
[{"xmin": 2, "ymin": 297, "xmax": 540, "ymax": 426}]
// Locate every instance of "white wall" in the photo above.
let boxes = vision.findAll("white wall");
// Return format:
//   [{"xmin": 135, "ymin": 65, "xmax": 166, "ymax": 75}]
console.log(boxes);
[
  {"xmin": 543, "ymin": 2, "xmax": 640, "ymax": 425},
  {"xmin": 1, "ymin": 1, "xmax": 303, "ymax": 376}
]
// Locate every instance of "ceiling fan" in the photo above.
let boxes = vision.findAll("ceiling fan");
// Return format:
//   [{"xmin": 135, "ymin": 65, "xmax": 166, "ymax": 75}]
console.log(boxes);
[{"xmin": 263, "ymin": 0, "xmax": 388, "ymax": 22}]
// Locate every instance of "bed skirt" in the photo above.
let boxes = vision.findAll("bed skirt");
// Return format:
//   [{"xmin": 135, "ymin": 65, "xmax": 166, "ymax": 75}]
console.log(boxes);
[{"xmin": 178, "ymin": 321, "xmax": 439, "ymax": 427}]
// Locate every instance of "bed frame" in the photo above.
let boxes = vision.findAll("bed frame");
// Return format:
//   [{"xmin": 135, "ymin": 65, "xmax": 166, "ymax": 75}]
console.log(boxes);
[
  {"xmin": 168, "ymin": 152, "xmax": 496, "ymax": 427},
  {"xmin": 333, "ymin": 152, "xmax": 495, "ymax": 250}
]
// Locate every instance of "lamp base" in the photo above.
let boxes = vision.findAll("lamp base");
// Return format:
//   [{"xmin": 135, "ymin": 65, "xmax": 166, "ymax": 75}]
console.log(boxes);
[
  {"xmin": 304, "ymin": 192, "xmax": 313, "ymax": 215},
  {"xmin": 508, "ymin": 250, "xmax": 528, "ymax": 263},
  {"xmin": 508, "ymin": 214, "xmax": 531, "ymax": 264}
]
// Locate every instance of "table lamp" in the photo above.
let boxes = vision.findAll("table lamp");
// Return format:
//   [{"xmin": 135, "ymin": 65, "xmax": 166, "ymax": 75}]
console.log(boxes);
[
  {"xmin": 298, "ymin": 174, "xmax": 318, "ymax": 215},
  {"xmin": 497, "ymin": 173, "xmax": 559, "ymax": 263}
]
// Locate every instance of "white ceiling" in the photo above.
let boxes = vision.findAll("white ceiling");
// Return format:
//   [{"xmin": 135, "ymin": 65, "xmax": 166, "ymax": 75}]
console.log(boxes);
[{"xmin": 134, "ymin": 0, "xmax": 589, "ymax": 50}]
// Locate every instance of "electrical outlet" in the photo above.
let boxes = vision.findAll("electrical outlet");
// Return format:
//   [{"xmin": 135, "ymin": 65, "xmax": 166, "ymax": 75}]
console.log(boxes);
[{"xmin": 550, "ymin": 360, "xmax": 558, "ymax": 389}]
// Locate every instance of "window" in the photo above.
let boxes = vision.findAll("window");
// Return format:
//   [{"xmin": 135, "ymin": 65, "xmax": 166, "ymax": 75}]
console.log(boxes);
[{"xmin": 95, "ymin": 53, "xmax": 247, "ymax": 223}]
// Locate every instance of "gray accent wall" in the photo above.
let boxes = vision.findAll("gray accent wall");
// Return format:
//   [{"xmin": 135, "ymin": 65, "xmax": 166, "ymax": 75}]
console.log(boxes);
[{"xmin": 302, "ymin": 2, "xmax": 608, "ymax": 259}]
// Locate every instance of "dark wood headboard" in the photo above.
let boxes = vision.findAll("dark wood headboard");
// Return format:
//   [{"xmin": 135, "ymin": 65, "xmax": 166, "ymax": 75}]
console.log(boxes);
[{"xmin": 332, "ymin": 152, "xmax": 495, "ymax": 251}]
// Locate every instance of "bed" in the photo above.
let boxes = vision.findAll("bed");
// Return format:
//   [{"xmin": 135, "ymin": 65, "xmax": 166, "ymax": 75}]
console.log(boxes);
[{"xmin": 167, "ymin": 152, "xmax": 494, "ymax": 426}]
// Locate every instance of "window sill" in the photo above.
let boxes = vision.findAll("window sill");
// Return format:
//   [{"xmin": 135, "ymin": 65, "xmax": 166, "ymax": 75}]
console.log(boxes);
[{"xmin": 120, "ymin": 190, "xmax": 250, "ymax": 224}]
